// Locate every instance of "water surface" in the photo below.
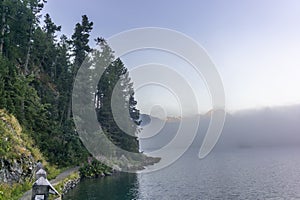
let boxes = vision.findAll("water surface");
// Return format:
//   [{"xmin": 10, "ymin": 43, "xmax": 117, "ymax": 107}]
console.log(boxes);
[{"xmin": 64, "ymin": 148, "xmax": 300, "ymax": 200}]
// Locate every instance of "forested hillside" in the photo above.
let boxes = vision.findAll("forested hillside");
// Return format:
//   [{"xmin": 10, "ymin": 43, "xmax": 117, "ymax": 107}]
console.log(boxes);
[{"xmin": 0, "ymin": 0, "xmax": 141, "ymax": 172}]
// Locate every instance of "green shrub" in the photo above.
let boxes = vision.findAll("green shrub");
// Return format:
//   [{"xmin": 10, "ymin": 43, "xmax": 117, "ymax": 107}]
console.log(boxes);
[
  {"xmin": 79, "ymin": 160, "xmax": 112, "ymax": 178},
  {"xmin": 0, "ymin": 181, "xmax": 31, "ymax": 200}
]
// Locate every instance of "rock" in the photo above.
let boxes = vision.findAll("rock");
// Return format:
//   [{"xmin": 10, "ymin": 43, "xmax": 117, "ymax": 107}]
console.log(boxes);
[
  {"xmin": 112, "ymin": 164, "xmax": 121, "ymax": 172},
  {"xmin": 62, "ymin": 177, "xmax": 81, "ymax": 195},
  {"xmin": 0, "ymin": 110, "xmax": 36, "ymax": 184},
  {"xmin": 104, "ymin": 172, "xmax": 112, "ymax": 176},
  {"xmin": 0, "ymin": 155, "xmax": 35, "ymax": 184}
]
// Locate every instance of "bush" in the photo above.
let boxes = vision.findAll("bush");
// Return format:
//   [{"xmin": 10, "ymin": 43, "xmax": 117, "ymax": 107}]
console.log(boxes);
[
  {"xmin": 79, "ymin": 160, "xmax": 112, "ymax": 178},
  {"xmin": 0, "ymin": 181, "xmax": 31, "ymax": 200}
]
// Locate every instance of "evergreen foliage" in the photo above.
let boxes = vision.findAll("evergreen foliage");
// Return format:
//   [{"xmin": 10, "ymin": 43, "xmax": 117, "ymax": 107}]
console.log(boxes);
[
  {"xmin": 94, "ymin": 39, "xmax": 141, "ymax": 154},
  {"xmin": 0, "ymin": 0, "xmax": 141, "ymax": 168}
]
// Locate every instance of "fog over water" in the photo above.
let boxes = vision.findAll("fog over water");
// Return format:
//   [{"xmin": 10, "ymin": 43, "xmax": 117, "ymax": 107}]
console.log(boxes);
[
  {"xmin": 139, "ymin": 104, "xmax": 300, "ymax": 152},
  {"xmin": 64, "ymin": 104, "xmax": 300, "ymax": 200}
]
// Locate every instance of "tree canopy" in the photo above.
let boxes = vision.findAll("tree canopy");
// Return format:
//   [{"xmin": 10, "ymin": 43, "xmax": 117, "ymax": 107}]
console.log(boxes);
[{"xmin": 0, "ymin": 0, "xmax": 141, "ymax": 167}]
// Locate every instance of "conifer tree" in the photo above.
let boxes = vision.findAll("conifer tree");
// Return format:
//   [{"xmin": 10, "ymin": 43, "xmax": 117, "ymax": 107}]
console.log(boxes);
[{"xmin": 94, "ymin": 39, "xmax": 140, "ymax": 153}]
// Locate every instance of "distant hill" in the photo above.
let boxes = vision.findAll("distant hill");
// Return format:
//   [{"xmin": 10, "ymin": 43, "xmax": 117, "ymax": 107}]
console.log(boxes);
[
  {"xmin": 220, "ymin": 104, "xmax": 300, "ymax": 149},
  {"xmin": 138, "ymin": 104, "xmax": 300, "ymax": 152},
  {"xmin": 139, "ymin": 114, "xmax": 151, "ymax": 126}
]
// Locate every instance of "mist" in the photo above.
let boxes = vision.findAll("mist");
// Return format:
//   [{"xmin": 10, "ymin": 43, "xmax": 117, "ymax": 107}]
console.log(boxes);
[{"xmin": 139, "ymin": 104, "xmax": 300, "ymax": 152}]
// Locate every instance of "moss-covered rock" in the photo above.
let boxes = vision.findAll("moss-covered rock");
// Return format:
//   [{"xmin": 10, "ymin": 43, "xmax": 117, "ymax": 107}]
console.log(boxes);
[{"xmin": 0, "ymin": 109, "xmax": 39, "ymax": 184}]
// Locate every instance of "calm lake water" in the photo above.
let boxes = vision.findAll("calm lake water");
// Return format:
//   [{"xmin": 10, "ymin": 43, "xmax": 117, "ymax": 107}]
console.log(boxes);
[{"xmin": 63, "ymin": 147, "xmax": 300, "ymax": 200}]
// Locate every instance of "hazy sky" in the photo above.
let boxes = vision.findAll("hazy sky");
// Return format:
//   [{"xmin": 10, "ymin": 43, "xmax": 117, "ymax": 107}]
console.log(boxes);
[{"xmin": 43, "ymin": 0, "xmax": 300, "ymax": 115}]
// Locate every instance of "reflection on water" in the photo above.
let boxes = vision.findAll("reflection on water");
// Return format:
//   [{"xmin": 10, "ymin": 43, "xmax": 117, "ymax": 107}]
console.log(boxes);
[
  {"xmin": 63, "ymin": 172, "xmax": 138, "ymax": 200},
  {"xmin": 64, "ymin": 148, "xmax": 300, "ymax": 200}
]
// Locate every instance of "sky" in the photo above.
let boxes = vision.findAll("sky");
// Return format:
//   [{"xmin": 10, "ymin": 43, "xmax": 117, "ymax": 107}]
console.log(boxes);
[{"xmin": 43, "ymin": 0, "xmax": 300, "ymax": 115}]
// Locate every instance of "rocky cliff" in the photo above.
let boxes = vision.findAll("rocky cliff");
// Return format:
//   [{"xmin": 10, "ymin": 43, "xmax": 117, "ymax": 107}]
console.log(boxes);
[{"xmin": 0, "ymin": 109, "xmax": 41, "ymax": 184}]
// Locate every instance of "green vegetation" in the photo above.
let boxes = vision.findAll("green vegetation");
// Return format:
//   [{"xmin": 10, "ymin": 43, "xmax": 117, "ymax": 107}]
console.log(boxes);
[
  {"xmin": 0, "ymin": 0, "xmax": 146, "ymax": 194},
  {"xmin": 0, "ymin": 109, "xmax": 30, "ymax": 159},
  {"xmin": 0, "ymin": 181, "xmax": 31, "ymax": 200},
  {"xmin": 0, "ymin": 0, "xmax": 89, "ymax": 167},
  {"xmin": 0, "ymin": 1, "xmax": 158, "ymax": 197},
  {"xmin": 0, "ymin": 109, "xmax": 61, "ymax": 199},
  {"xmin": 53, "ymin": 171, "xmax": 80, "ymax": 196},
  {"xmin": 95, "ymin": 40, "xmax": 141, "ymax": 153},
  {"xmin": 0, "ymin": 0, "xmax": 141, "ymax": 169},
  {"xmin": 79, "ymin": 160, "xmax": 112, "ymax": 178}
]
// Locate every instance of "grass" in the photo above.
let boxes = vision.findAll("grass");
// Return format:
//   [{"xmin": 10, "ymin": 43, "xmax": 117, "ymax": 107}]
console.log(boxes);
[
  {"xmin": 0, "ymin": 109, "xmax": 63, "ymax": 199},
  {"xmin": 0, "ymin": 181, "xmax": 31, "ymax": 200},
  {"xmin": 49, "ymin": 171, "xmax": 80, "ymax": 200}
]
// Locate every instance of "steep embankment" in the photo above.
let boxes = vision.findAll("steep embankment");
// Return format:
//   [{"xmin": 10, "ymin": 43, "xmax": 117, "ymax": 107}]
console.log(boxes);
[
  {"xmin": 0, "ymin": 109, "xmax": 40, "ymax": 183},
  {"xmin": 0, "ymin": 109, "xmax": 48, "ymax": 199}
]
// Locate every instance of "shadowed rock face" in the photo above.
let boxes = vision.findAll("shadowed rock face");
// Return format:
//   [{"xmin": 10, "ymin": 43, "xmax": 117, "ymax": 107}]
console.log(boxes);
[{"xmin": 0, "ymin": 156, "xmax": 35, "ymax": 184}]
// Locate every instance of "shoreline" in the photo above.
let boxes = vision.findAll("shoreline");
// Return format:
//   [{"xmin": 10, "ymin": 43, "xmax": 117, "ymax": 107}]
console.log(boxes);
[
  {"xmin": 19, "ymin": 167, "xmax": 79, "ymax": 200},
  {"xmin": 20, "ymin": 155, "xmax": 160, "ymax": 199},
  {"xmin": 59, "ymin": 156, "xmax": 161, "ymax": 198}
]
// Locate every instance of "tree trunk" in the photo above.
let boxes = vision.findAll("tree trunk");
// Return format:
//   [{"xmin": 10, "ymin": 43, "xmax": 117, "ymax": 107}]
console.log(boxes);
[
  {"xmin": 0, "ymin": 2, "xmax": 6, "ymax": 56},
  {"xmin": 24, "ymin": 24, "xmax": 32, "ymax": 76},
  {"xmin": 67, "ymin": 95, "xmax": 72, "ymax": 120}
]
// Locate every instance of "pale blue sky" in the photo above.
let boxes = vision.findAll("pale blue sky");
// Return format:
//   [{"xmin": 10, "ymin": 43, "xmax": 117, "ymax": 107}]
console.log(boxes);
[{"xmin": 44, "ymin": 0, "xmax": 300, "ymax": 114}]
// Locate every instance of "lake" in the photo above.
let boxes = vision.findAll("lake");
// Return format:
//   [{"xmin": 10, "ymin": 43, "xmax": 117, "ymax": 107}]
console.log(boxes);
[{"xmin": 63, "ymin": 147, "xmax": 300, "ymax": 199}]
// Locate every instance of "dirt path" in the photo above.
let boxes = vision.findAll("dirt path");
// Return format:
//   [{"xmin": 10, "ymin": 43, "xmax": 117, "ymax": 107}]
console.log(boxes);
[{"xmin": 19, "ymin": 166, "xmax": 79, "ymax": 200}]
